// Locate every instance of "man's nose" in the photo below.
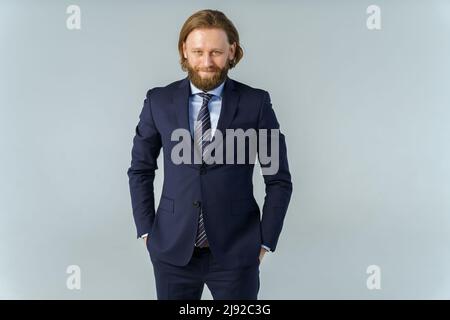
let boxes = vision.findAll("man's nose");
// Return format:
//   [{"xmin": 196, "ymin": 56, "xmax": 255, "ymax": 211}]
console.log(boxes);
[{"xmin": 202, "ymin": 54, "xmax": 213, "ymax": 67}]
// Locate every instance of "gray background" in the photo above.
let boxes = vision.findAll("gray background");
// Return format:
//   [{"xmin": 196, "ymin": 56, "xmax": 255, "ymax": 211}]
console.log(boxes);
[{"xmin": 1, "ymin": 0, "xmax": 450, "ymax": 299}]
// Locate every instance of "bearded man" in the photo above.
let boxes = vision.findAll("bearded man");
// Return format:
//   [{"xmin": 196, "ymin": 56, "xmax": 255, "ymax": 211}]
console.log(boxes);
[{"xmin": 127, "ymin": 9, "xmax": 292, "ymax": 300}]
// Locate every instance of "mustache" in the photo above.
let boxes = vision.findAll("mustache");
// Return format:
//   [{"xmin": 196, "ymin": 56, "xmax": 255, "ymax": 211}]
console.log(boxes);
[{"xmin": 195, "ymin": 66, "xmax": 221, "ymax": 72}]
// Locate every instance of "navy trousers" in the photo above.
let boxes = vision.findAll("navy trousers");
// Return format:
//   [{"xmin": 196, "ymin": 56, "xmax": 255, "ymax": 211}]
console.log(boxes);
[{"xmin": 150, "ymin": 246, "xmax": 260, "ymax": 300}]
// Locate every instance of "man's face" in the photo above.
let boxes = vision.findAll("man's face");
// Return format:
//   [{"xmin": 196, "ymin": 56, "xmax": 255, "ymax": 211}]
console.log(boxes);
[{"xmin": 183, "ymin": 28, "xmax": 236, "ymax": 91}]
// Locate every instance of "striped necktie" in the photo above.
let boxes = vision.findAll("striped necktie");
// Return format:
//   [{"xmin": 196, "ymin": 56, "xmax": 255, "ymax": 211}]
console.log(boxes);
[
  {"xmin": 194, "ymin": 92, "xmax": 213, "ymax": 161},
  {"xmin": 194, "ymin": 92, "xmax": 213, "ymax": 248}
]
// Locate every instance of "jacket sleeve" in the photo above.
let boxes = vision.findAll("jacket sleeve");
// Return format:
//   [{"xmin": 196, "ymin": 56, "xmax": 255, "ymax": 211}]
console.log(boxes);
[
  {"xmin": 127, "ymin": 89, "xmax": 162, "ymax": 238},
  {"xmin": 257, "ymin": 91, "xmax": 293, "ymax": 252}
]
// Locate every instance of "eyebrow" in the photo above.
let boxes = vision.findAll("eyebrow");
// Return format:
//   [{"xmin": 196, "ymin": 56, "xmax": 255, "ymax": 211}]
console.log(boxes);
[{"xmin": 191, "ymin": 48, "xmax": 224, "ymax": 51}]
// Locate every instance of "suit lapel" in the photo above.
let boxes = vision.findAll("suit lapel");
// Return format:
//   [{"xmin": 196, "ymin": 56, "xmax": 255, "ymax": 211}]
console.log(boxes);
[
  {"xmin": 173, "ymin": 77, "xmax": 191, "ymax": 140},
  {"xmin": 172, "ymin": 77, "xmax": 197, "ymax": 167},
  {"xmin": 214, "ymin": 76, "xmax": 240, "ymax": 143}
]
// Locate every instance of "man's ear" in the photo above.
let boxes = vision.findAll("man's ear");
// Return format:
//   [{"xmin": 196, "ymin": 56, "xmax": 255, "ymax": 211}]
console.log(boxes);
[
  {"xmin": 182, "ymin": 42, "xmax": 187, "ymax": 59},
  {"xmin": 229, "ymin": 42, "xmax": 236, "ymax": 60}
]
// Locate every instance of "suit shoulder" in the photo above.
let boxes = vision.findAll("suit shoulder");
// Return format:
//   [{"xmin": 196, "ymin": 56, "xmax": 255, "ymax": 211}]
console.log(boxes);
[
  {"xmin": 230, "ymin": 79, "xmax": 269, "ymax": 99},
  {"xmin": 145, "ymin": 78, "xmax": 186, "ymax": 98}
]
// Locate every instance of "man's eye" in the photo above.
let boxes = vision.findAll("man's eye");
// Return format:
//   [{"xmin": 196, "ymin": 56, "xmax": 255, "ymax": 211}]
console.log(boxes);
[
  {"xmin": 193, "ymin": 51, "xmax": 202, "ymax": 55},
  {"xmin": 212, "ymin": 51, "xmax": 222, "ymax": 56}
]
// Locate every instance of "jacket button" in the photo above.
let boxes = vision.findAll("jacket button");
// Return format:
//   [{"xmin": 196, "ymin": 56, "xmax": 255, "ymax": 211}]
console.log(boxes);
[{"xmin": 193, "ymin": 201, "xmax": 200, "ymax": 208}]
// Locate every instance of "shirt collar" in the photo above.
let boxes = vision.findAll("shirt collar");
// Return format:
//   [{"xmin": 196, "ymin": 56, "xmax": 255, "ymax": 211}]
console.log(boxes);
[{"xmin": 189, "ymin": 80, "xmax": 225, "ymax": 98}]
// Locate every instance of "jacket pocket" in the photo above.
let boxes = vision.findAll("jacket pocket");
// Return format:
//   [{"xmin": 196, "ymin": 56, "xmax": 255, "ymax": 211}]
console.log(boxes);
[
  {"xmin": 231, "ymin": 197, "xmax": 259, "ymax": 215},
  {"xmin": 157, "ymin": 195, "xmax": 174, "ymax": 214}
]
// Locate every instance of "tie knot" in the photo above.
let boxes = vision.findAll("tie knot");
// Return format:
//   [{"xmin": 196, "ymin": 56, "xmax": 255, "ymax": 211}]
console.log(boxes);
[{"xmin": 198, "ymin": 92, "xmax": 213, "ymax": 103}]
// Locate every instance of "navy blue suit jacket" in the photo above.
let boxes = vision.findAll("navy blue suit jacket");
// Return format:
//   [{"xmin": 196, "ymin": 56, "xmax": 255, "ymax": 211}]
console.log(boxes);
[{"xmin": 127, "ymin": 76, "xmax": 292, "ymax": 268}]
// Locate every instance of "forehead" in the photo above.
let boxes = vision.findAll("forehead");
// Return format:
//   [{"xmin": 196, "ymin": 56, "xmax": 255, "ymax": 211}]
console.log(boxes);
[{"xmin": 185, "ymin": 28, "xmax": 229, "ymax": 48}]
